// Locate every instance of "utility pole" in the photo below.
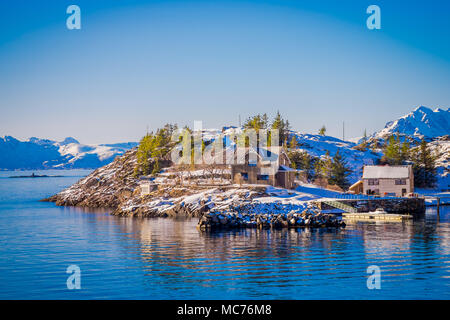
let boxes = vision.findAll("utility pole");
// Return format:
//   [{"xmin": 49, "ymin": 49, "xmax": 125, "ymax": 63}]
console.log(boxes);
[
  {"xmin": 342, "ymin": 121, "xmax": 345, "ymax": 141},
  {"xmin": 239, "ymin": 115, "xmax": 241, "ymax": 127}
]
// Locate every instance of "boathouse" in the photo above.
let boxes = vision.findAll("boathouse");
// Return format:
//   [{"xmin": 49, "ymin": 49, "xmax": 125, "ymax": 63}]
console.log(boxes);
[
  {"xmin": 352, "ymin": 165, "xmax": 414, "ymax": 197},
  {"xmin": 230, "ymin": 146, "xmax": 296, "ymax": 189}
]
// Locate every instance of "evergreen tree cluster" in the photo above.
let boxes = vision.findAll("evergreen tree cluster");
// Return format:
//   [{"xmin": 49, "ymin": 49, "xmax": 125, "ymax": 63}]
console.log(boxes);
[
  {"xmin": 381, "ymin": 135, "xmax": 410, "ymax": 165},
  {"xmin": 380, "ymin": 134, "xmax": 437, "ymax": 188},
  {"xmin": 288, "ymin": 149, "xmax": 352, "ymax": 190},
  {"xmin": 243, "ymin": 111, "xmax": 290, "ymax": 146},
  {"xmin": 134, "ymin": 123, "xmax": 178, "ymax": 176}
]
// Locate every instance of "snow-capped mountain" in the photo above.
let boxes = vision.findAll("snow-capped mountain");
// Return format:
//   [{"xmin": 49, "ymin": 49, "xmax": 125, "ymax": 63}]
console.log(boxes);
[
  {"xmin": 0, "ymin": 136, "xmax": 138, "ymax": 170},
  {"xmin": 370, "ymin": 106, "xmax": 449, "ymax": 141},
  {"xmin": 353, "ymin": 105, "xmax": 449, "ymax": 190}
]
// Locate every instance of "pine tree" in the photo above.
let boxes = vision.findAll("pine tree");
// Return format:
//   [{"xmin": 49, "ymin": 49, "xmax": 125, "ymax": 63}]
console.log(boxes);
[
  {"xmin": 151, "ymin": 159, "xmax": 160, "ymax": 175},
  {"xmin": 319, "ymin": 125, "xmax": 326, "ymax": 136},
  {"xmin": 384, "ymin": 135, "xmax": 401, "ymax": 165},
  {"xmin": 289, "ymin": 136, "xmax": 298, "ymax": 149},
  {"xmin": 271, "ymin": 111, "xmax": 290, "ymax": 146},
  {"xmin": 328, "ymin": 150, "xmax": 352, "ymax": 190},
  {"xmin": 359, "ymin": 129, "xmax": 368, "ymax": 151},
  {"xmin": 136, "ymin": 134, "xmax": 154, "ymax": 176},
  {"xmin": 262, "ymin": 113, "xmax": 269, "ymax": 129},
  {"xmin": 412, "ymin": 139, "xmax": 437, "ymax": 188},
  {"xmin": 320, "ymin": 151, "xmax": 333, "ymax": 180},
  {"xmin": 400, "ymin": 140, "xmax": 410, "ymax": 163},
  {"xmin": 301, "ymin": 152, "xmax": 314, "ymax": 181}
]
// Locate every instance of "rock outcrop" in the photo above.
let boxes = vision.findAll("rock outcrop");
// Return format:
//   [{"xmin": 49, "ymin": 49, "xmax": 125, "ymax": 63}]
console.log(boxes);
[{"xmin": 42, "ymin": 149, "xmax": 139, "ymax": 208}]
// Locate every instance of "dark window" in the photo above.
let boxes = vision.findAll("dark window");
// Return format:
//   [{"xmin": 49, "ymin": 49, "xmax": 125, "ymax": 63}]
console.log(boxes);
[
  {"xmin": 368, "ymin": 179, "xmax": 379, "ymax": 185},
  {"xmin": 257, "ymin": 174, "xmax": 269, "ymax": 181},
  {"xmin": 395, "ymin": 179, "xmax": 406, "ymax": 185},
  {"xmin": 241, "ymin": 172, "xmax": 248, "ymax": 180}
]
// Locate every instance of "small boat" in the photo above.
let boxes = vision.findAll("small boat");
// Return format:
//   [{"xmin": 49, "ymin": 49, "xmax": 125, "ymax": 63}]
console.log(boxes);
[
  {"xmin": 9, "ymin": 173, "xmax": 63, "ymax": 178},
  {"xmin": 369, "ymin": 208, "xmax": 388, "ymax": 214}
]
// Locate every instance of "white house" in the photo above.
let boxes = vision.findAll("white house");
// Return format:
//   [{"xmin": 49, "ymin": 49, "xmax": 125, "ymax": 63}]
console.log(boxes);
[{"xmin": 360, "ymin": 165, "xmax": 414, "ymax": 197}]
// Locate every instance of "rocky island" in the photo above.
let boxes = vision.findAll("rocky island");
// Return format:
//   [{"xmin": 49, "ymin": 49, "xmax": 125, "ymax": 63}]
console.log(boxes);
[
  {"xmin": 43, "ymin": 107, "xmax": 449, "ymax": 230},
  {"xmin": 42, "ymin": 144, "xmax": 347, "ymax": 230}
]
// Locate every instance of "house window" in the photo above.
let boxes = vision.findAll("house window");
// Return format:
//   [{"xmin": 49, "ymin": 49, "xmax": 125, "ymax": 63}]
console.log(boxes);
[
  {"xmin": 241, "ymin": 172, "xmax": 248, "ymax": 180},
  {"xmin": 395, "ymin": 179, "xmax": 406, "ymax": 185},
  {"xmin": 248, "ymin": 163, "xmax": 257, "ymax": 167},
  {"xmin": 368, "ymin": 179, "xmax": 379, "ymax": 185},
  {"xmin": 257, "ymin": 174, "xmax": 269, "ymax": 181}
]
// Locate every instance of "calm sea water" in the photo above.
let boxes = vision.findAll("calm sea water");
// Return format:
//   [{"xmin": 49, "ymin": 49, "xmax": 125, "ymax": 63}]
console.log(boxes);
[{"xmin": 0, "ymin": 170, "xmax": 448, "ymax": 299}]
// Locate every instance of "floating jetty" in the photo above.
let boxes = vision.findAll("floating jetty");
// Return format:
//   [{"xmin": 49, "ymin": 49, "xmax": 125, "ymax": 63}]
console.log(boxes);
[{"xmin": 342, "ymin": 212, "xmax": 412, "ymax": 221}]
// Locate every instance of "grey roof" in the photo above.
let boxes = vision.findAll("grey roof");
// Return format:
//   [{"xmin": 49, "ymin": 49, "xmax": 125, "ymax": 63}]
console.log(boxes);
[{"xmin": 363, "ymin": 165, "xmax": 410, "ymax": 179}]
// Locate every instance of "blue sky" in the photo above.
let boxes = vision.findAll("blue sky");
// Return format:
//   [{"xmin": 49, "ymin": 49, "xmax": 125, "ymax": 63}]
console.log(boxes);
[{"xmin": 0, "ymin": 0, "xmax": 449, "ymax": 144}]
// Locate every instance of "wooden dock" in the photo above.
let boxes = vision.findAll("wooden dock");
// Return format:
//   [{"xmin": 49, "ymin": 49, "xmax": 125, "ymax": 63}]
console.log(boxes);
[{"xmin": 342, "ymin": 212, "xmax": 413, "ymax": 221}]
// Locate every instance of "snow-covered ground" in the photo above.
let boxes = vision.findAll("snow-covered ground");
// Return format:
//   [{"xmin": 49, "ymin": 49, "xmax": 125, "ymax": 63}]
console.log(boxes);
[{"xmin": 118, "ymin": 180, "xmax": 351, "ymax": 217}]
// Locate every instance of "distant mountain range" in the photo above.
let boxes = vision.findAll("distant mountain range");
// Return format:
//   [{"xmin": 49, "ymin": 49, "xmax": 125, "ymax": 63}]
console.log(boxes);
[
  {"xmin": 0, "ymin": 136, "xmax": 138, "ymax": 170},
  {"xmin": 1, "ymin": 106, "xmax": 448, "ymax": 189}
]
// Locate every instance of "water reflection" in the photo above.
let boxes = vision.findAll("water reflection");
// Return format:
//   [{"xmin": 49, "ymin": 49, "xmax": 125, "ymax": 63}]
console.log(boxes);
[
  {"xmin": 97, "ymin": 206, "xmax": 449, "ymax": 299},
  {"xmin": 4, "ymin": 169, "xmax": 444, "ymax": 298}
]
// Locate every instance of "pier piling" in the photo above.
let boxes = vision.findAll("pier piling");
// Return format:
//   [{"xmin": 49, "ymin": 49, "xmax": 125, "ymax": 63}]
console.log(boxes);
[{"xmin": 437, "ymin": 198, "xmax": 440, "ymax": 220}]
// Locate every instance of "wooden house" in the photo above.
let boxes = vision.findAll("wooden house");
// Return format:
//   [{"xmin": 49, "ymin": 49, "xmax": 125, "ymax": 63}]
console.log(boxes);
[{"xmin": 230, "ymin": 146, "xmax": 296, "ymax": 189}]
